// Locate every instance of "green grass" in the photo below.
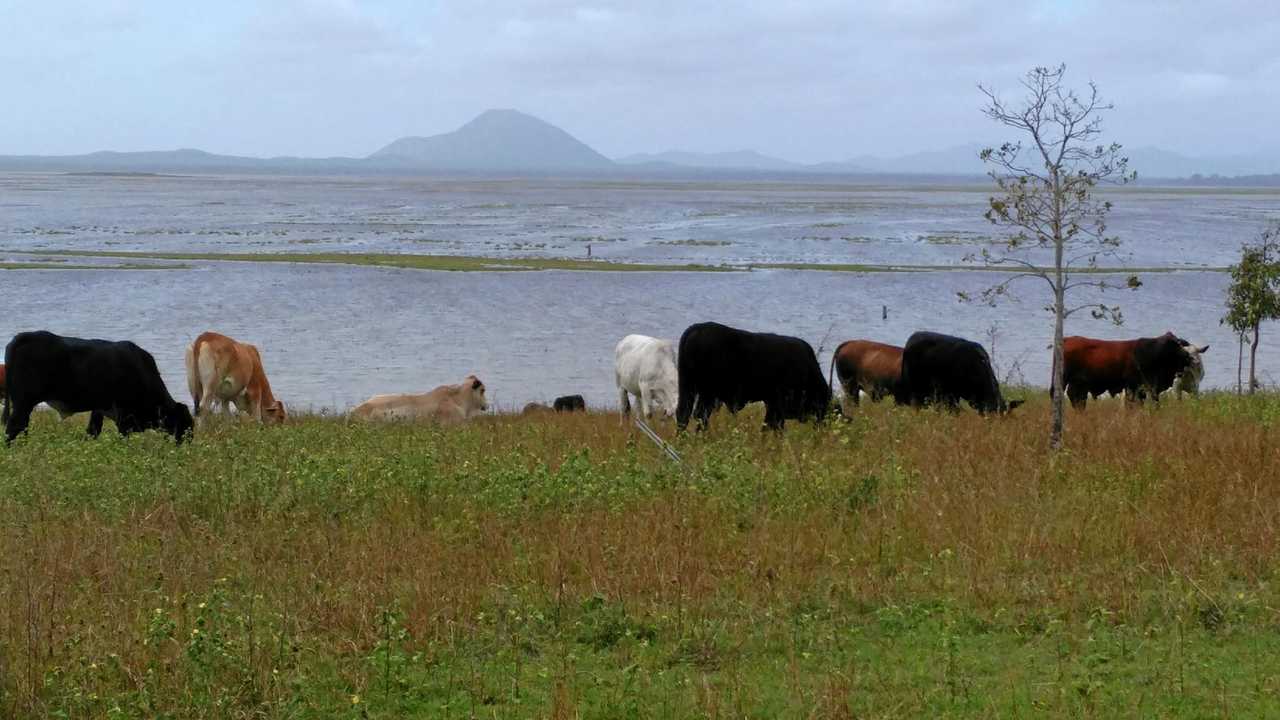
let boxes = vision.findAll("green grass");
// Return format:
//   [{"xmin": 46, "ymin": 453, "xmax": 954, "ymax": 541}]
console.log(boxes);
[
  {"xmin": 753, "ymin": 262, "xmax": 1228, "ymax": 274},
  {"xmin": 1, "ymin": 394, "xmax": 1279, "ymax": 717}
]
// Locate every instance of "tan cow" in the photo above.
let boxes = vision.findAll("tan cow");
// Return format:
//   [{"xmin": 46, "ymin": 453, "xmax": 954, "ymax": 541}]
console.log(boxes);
[
  {"xmin": 351, "ymin": 375, "xmax": 488, "ymax": 423},
  {"xmin": 185, "ymin": 331, "xmax": 287, "ymax": 424}
]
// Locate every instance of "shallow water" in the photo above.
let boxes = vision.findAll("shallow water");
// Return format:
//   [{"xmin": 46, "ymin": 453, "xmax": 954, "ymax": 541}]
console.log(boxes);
[
  {"xmin": 0, "ymin": 262, "xmax": 1270, "ymax": 411},
  {"xmin": 0, "ymin": 173, "xmax": 1276, "ymax": 411},
  {"xmin": 3, "ymin": 173, "xmax": 1279, "ymax": 268}
]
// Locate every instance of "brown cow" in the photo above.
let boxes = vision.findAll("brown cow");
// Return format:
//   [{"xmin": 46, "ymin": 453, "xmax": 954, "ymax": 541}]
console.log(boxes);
[
  {"xmin": 828, "ymin": 340, "xmax": 903, "ymax": 413},
  {"xmin": 1057, "ymin": 332, "xmax": 1194, "ymax": 409},
  {"xmin": 522, "ymin": 401, "xmax": 552, "ymax": 415},
  {"xmin": 185, "ymin": 331, "xmax": 286, "ymax": 424},
  {"xmin": 351, "ymin": 375, "xmax": 487, "ymax": 423}
]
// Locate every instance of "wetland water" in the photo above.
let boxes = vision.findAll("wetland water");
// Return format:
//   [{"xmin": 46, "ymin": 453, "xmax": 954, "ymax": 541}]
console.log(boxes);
[{"xmin": 1, "ymin": 172, "xmax": 1277, "ymax": 410}]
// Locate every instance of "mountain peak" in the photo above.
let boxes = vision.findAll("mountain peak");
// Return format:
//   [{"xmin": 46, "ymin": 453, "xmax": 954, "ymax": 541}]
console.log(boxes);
[{"xmin": 370, "ymin": 110, "xmax": 612, "ymax": 171}]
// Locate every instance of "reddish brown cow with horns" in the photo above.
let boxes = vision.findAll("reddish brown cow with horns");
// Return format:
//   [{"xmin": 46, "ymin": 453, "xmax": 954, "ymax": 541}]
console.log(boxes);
[{"xmin": 1057, "ymin": 332, "xmax": 1195, "ymax": 409}]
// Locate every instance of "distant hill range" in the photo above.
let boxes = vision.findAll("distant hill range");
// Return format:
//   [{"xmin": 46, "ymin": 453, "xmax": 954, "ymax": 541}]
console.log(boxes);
[
  {"xmin": 624, "ymin": 144, "xmax": 1280, "ymax": 181},
  {"xmin": 617, "ymin": 149, "xmax": 810, "ymax": 172},
  {"xmin": 1, "ymin": 109, "xmax": 1276, "ymax": 183}
]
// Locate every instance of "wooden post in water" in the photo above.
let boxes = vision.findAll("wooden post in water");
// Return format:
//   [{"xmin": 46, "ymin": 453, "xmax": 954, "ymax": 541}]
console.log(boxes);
[{"xmin": 882, "ymin": 305, "xmax": 888, "ymax": 320}]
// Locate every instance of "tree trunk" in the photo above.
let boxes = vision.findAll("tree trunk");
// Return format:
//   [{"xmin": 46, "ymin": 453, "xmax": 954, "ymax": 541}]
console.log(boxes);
[
  {"xmin": 1249, "ymin": 323, "xmax": 1261, "ymax": 394},
  {"xmin": 1048, "ymin": 167, "xmax": 1067, "ymax": 451},
  {"xmin": 1237, "ymin": 333, "xmax": 1245, "ymax": 395},
  {"xmin": 1050, "ymin": 288, "xmax": 1065, "ymax": 450}
]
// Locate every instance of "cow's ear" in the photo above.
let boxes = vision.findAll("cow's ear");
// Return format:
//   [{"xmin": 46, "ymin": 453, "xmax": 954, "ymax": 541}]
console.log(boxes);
[{"xmin": 1197, "ymin": 345, "xmax": 1210, "ymax": 354}]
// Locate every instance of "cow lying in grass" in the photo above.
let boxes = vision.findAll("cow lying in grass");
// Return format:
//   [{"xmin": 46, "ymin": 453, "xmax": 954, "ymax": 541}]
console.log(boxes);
[{"xmin": 351, "ymin": 375, "xmax": 488, "ymax": 423}]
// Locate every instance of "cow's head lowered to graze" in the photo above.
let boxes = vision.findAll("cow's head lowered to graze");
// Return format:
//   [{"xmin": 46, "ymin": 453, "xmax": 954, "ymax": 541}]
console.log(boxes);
[
  {"xmin": 997, "ymin": 397, "xmax": 1025, "ymax": 415},
  {"xmin": 899, "ymin": 331, "xmax": 1021, "ymax": 416},
  {"xmin": 163, "ymin": 401, "xmax": 195, "ymax": 444},
  {"xmin": 649, "ymin": 383, "xmax": 678, "ymax": 418},
  {"xmin": 805, "ymin": 365, "xmax": 834, "ymax": 421},
  {"xmin": 264, "ymin": 400, "xmax": 288, "ymax": 424}
]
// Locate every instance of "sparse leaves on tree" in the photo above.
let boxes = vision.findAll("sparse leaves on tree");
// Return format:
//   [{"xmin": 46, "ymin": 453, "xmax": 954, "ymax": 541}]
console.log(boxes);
[
  {"xmin": 972, "ymin": 64, "xmax": 1135, "ymax": 449},
  {"xmin": 1222, "ymin": 222, "xmax": 1280, "ymax": 393}
]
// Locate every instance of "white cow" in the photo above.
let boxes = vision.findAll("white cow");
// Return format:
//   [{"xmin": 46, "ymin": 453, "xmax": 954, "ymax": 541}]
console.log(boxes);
[
  {"xmin": 1172, "ymin": 343, "xmax": 1209, "ymax": 398},
  {"xmin": 615, "ymin": 334, "xmax": 678, "ymax": 421}
]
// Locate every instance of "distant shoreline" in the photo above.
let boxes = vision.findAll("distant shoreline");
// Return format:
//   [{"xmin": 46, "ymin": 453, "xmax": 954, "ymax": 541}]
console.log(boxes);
[
  {"xmin": 2, "ymin": 168, "xmax": 1279, "ymax": 192},
  {"xmin": 10, "ymin": 250, "xmax": 1230, "ymax": 275}
]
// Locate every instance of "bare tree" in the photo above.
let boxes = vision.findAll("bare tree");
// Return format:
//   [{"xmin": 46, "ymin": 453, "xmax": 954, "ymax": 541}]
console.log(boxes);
[{"xmin": 965, "ymin": 64, "xmax": 1137, "ymax": 450}]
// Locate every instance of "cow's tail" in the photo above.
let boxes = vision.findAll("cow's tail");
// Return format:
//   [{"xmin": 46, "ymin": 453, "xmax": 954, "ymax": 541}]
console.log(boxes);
[
  {"xmin": 894, "ymin": 349, "xmax": 912, "ymax": 406},
  {"xmin": 2, "ymin": 344, "xmax": 10, "ymax": 428},
  {"xmin": 185, "ymin": 337, "xmax": 202, "ymax": 417},
  {"xmin": 827, "ymin": 341, "xmax": 848, "ymax": 401}
]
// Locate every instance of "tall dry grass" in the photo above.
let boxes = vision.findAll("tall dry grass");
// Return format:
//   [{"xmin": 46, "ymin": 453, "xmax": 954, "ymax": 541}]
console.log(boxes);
[{"xmin": 0, "ymin": 393, "xmax": 1276, "ymax": 716}]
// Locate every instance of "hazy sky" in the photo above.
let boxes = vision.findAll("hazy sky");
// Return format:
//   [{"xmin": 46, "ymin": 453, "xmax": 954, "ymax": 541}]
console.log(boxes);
[{"xmin": 2, "ymin": 0, "xmax": 1276, "ymax": 161}]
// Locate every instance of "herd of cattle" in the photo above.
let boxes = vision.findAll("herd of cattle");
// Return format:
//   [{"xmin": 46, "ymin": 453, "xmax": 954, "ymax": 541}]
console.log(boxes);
[{"xmin": 0, "ymin": 323, "xmax": 1210, "ymax": 443}]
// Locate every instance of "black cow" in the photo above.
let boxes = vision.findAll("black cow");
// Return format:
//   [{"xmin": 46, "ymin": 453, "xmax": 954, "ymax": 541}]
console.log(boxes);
[
  {"xmin": 898, "ymin": 331, "xmax": 1022, "ymax": 415},
  {"xmin": 553, "ymin": 394, "xmax": 586, "ymax": 413},
  {"xmin": 676, "ymin": 321, "xmax": 830, "ymax": 431},
  {"xmin": 3, "ymin": 331, "xmax": 194, "ymax": 443}
]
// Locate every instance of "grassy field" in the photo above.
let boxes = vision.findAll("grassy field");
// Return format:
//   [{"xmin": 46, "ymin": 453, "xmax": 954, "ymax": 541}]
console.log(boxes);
[{"xmin": 1, "ymin": 394, "xmax": 1278, "ymax": 718}]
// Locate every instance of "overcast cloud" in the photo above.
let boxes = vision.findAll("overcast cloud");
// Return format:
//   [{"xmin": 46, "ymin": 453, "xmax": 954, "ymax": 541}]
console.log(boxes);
[{"xmin": 1, "ymin": 0, "xmax": 1276, "ymax": 161}]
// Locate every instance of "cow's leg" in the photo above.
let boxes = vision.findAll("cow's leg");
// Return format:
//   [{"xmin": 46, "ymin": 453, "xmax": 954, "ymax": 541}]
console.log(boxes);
[
  {"xmin": 675, "ymin": 391, "xmax": 695, "ymax": 433},
  {"xmin": 85, "ymin": 411, "xmax": 104, "ymax": 438},
  {"xmin": 196, "ymin": 386, "xmax": 220, "ymax": 427},
  {"xmin": 638, "ymin": 383, "xmax": 654, "ymax": 420},
  {"xmin": 693, "ymin": 396, "xmax": 714, "ymax": 432},
  {"xmin": 1066, "ymin": 384, "xmax": 1087, "ymax": 410},
  {"xmin": 4, "ymin": 401, "xmax": 35, "ymax": 443},
  {"xmin": 618, "ymin": 387, "xmax": 631, "ymax": 424},
  {"xmin": 838, "ymin": 375, "xmax": 859, "ymax": 416},
  {"xmin": 762, "ymin": 403, "xmax": 784, "ymax": 431}
]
